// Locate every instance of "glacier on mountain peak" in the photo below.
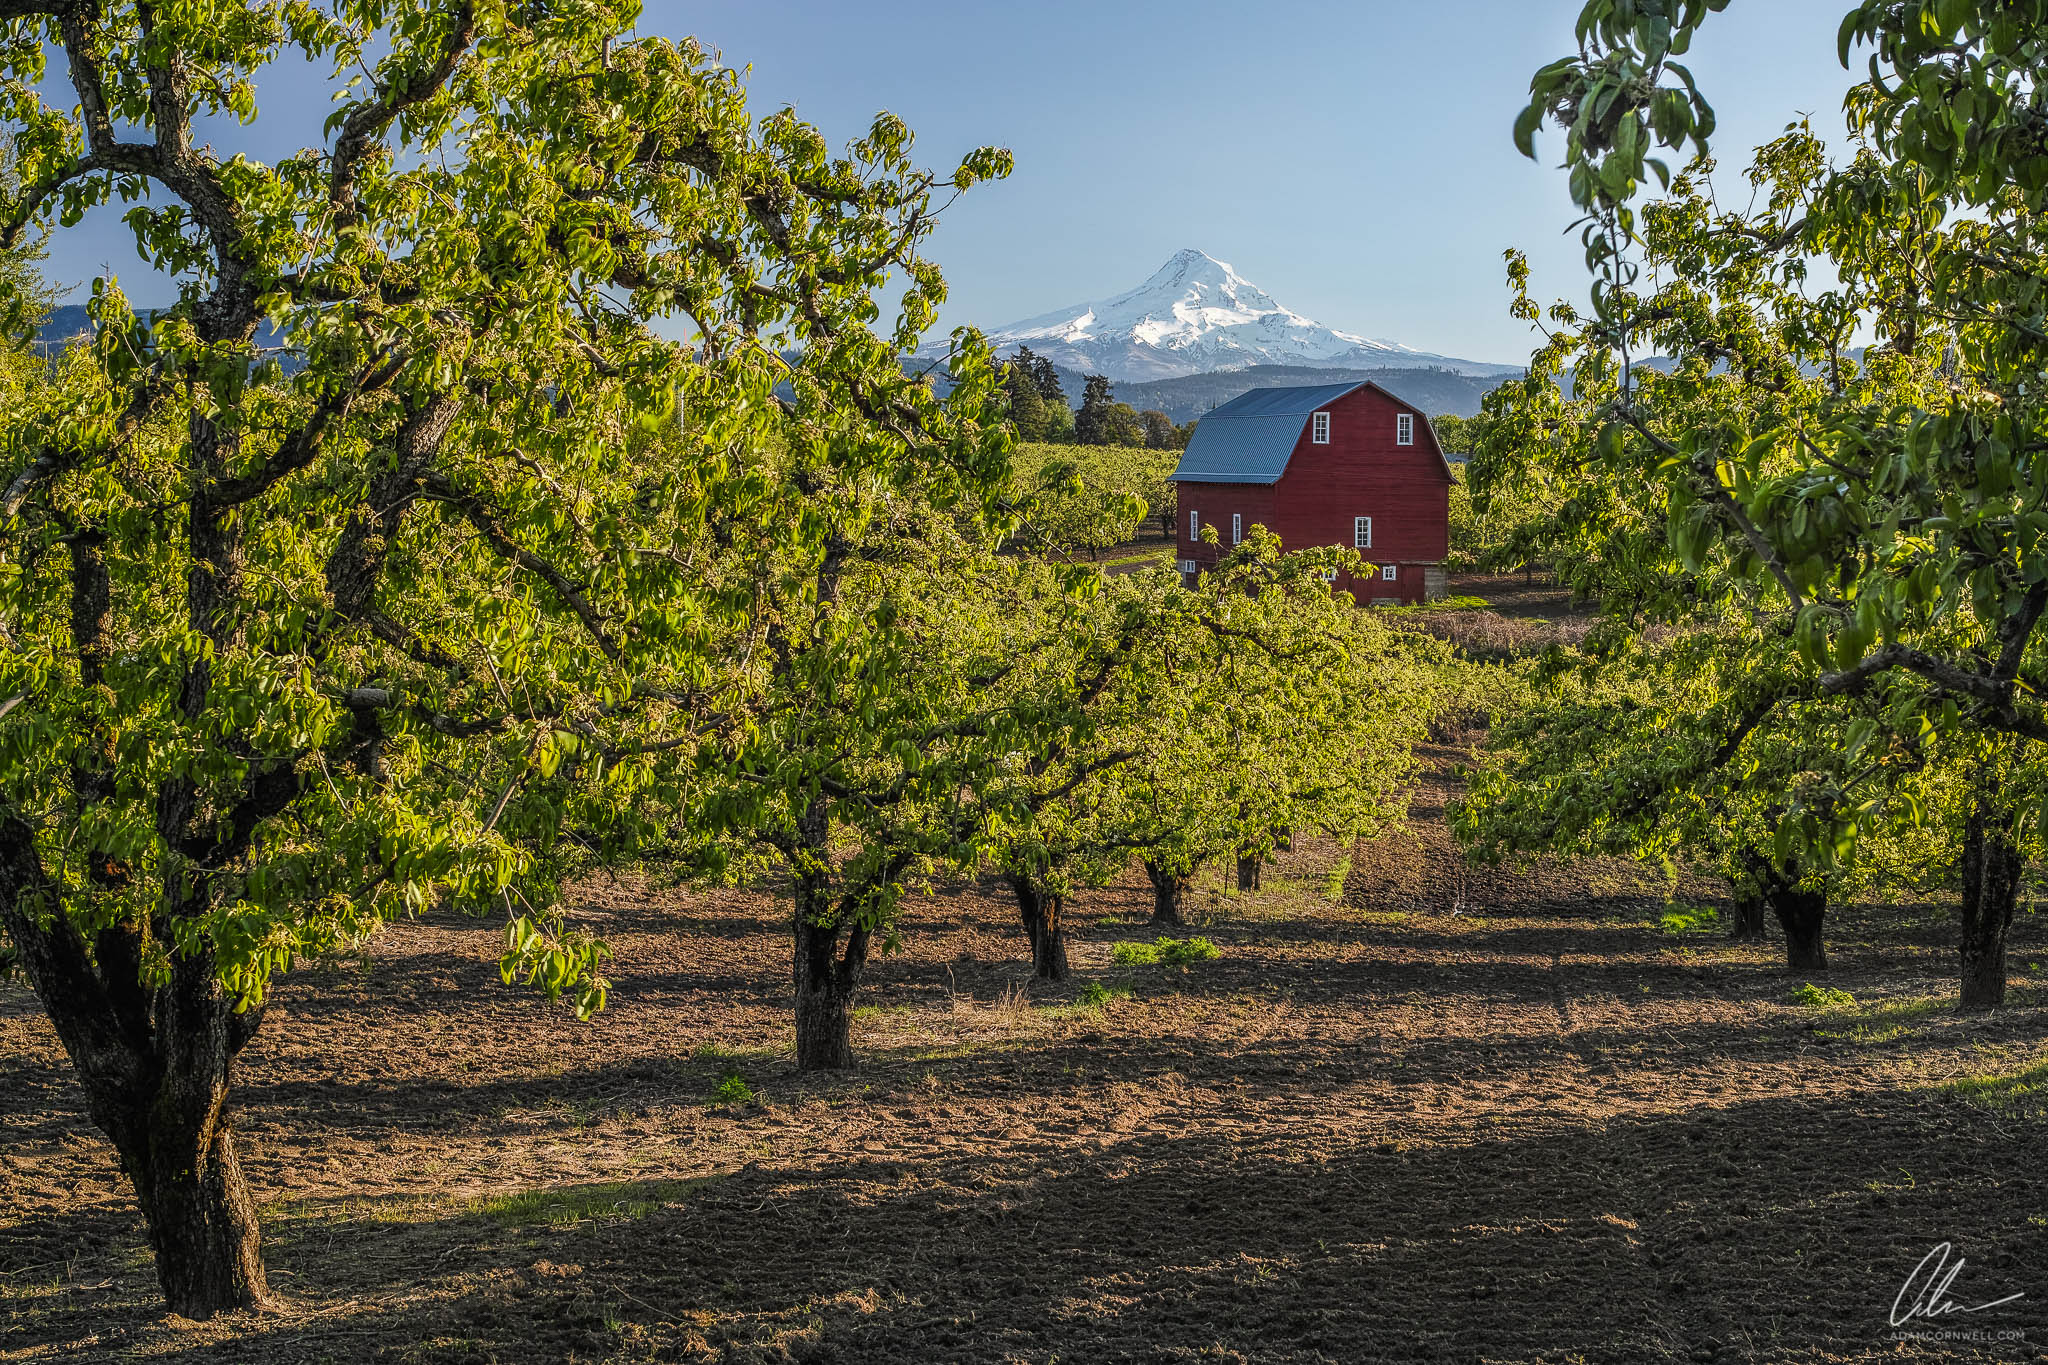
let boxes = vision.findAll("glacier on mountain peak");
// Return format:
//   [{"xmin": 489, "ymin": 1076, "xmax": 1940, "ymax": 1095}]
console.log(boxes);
[{"xmin": 950, "ymin": 250, "xmax": 1516, "ymax": 383}]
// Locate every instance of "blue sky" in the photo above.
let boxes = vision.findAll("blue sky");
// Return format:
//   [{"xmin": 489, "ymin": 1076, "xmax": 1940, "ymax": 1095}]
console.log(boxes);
[{"xmin": 40, "ymin": 0, "xmax": 1865, "ymax": 366}]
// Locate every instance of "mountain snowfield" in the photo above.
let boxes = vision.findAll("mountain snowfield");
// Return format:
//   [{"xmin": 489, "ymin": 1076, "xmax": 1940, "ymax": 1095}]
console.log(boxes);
[{"xmin": 952, "ymin": 249, "xmax": 1520, "ymax": 383}]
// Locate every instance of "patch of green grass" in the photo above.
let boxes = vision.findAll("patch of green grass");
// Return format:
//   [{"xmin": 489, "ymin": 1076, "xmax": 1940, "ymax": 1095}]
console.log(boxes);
[
  {"xmin": 1112, "ymin": 935, "xmax": 1221, "ymax": 968},
  {"xmin": 470, "ymin": 1177, "xmax": 714, "ymax": 1228},
  {"xmin": 852, "ymin": 1003, "xmax": 913, "ymax": 1022},
  {"xmin": 1790, "ymin": 982, "xmax": 1858, "ymax": 1011},
  {"xmin": 710, "ymin": 1072, "xmax": 756, "ymax": 1107},
  {"xmin": 1038, "ymin": 979, "xmax": 1134, "ymax": 1019},
  {"xmin": 1657, "ymin": 904, "xmax": 1721, "ymax": 935},
  {"xmin": 1814, "ymin": 993, "xmax": 1946, "ymax": 1042},
  {"xmin": 1322, "ymin": 855, "xmax": 1352, "ymax": 904},
  {"xmin": 1381, "ymin": 594, "xmax": 1491, "ymax": 613},
  {"xmin": 1939, "ymin": 1057, "xmax": 2048, "ymax": 1118},
  {"xmin": 1078, "ymin": 980, "xmax": 1131, "ymax": 1008},
  {"xmin": 690, "ymin": 1040, "xmax": 785, "ymax": 1066}
]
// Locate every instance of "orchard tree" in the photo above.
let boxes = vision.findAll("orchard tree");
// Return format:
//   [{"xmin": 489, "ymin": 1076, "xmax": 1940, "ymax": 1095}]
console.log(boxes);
[
  {"xmin": 1514, "ymin": 0, "xmax": 2048, "ymax": 1005},
  {"xmin": 680, "ymin": 520, "xmax": 1150, "ymax": 1061},
  {"xmin": 985, "ymin": 568, "xmax": 1189, "ymax": 980},
  {"xmin": 1011, "ymin": 445, "xmax": 1174, "ymax": 558},
  {"xmin": 1098, "ymin": 532, "xmax": 1442, "ymax": 925},
  {"xmin": 1020, "ymin": 455, "xmax": 1145, "ymax": 558},
  {"xmin": 0, "ymin": 0, "xmax": 1009, "ymax": 1317},
  {"xmin": 1140, "ymin": 408, "xmax": 1182, "ymax": 450},
  {"xmin": 1455, "ymin": 628, "xmax": 1921, "ymax": 970}
]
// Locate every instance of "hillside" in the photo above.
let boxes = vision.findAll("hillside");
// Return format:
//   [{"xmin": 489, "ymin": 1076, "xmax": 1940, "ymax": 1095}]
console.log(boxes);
[{"xmin": 1102, "ymin": 362, "xmax": 1510, "ymax": 421}]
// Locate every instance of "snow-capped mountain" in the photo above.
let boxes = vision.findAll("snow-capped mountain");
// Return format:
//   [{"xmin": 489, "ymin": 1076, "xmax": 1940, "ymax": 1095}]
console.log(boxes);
[{"xmin": 960, "ymin": 249, "xmax": 1518, "ymax": 383}]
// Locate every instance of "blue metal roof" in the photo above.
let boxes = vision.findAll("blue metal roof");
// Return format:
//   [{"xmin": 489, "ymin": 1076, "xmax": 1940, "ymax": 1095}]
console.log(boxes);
[{"xmin": 1167, "ymin": 381, "xmax": 1368, "ymax": 484}]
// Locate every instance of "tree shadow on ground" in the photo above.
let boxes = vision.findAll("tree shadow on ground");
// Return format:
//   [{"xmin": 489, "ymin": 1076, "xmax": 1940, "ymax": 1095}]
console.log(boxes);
[{"xmin": 36, "ymin": 1088, "xmax": 2047, "ymax": 1365}]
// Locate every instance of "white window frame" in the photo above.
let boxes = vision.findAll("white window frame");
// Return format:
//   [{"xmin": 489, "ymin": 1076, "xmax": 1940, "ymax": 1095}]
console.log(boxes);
[
  {"xmin": 1189, "ymin": 509, "xmax": 1200, "ymax": 540},
  {"xmin": 1320, "ymin": 567, "xmax": 1338, "ymax": 582},
  {"xmin": 1311, "ymin": 411, "xmax": 1331, "ymax": 444},
  {"xmin": 1396, "ymin": 413, "xmax": 1414, "ymax": 446},
  {"xmin": 1354, "ymin": 516, "xmax": 1372, "ymax": 549},
  {"xmin": 1232, "ymin": 513, "xmax": 1243, "ymax": 545},
  {"xmin": 1382, "ymin": 564, "xmax": 1398, "ymax": 582}
]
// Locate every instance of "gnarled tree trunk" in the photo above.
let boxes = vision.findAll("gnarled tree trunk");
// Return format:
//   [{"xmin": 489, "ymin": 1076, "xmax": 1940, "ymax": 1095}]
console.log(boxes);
[
  {"xmin": 1769, "ymin": 883, "xmax": 1828, "ymax": 973},
  {"xmin": 1235, "ymin": 854, "xmax": 1262, "ymax": 892},
  {"xmin": 793, "ymin": 913, "xmax": 866, "ymax": 1070},
  {"xmin": 790, "ymin": 800, "xmax": 873, "ymax": 1071},
  {"xmin": 1144, "ymin": 859, "xmax": 1188, "ymax": 926},
  {"xmin": 103, "ymin": 959, "xmax": 268, "ymax": 1317},
  {"xmin": 1005, "ymin": 873, "xmax": 1069, "ymax": 982},
  {"xmin": 1738, "ymin": 847, "xmax": 1827, "ymax": 972},
  {"xmin": 0, "ymin": 821, "xmax": 268, "ymax": 1318},
  {"xmin": 1959, "ymin": 790, "xmax": 2022, "ymax": 1010}
]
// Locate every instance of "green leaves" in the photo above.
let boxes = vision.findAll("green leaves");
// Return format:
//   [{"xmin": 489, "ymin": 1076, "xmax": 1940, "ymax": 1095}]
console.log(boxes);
[
  {"xmin": 1497, "ymin": 1, "xmax": 2048, "ymax": 895},
  {"xmin": 500, "ymin": 913, "xmax": 611, "ymax": 1021},
  {"xmin": 0, "ymin": 2, "xmax": 1025, "ymax": 1025}
]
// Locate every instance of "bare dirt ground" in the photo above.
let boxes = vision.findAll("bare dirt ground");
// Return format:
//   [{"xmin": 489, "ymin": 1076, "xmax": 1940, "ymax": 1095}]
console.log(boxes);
[{"xmin": 5, "ymin": 590, "xmax": 2048, "ymax": 1363}]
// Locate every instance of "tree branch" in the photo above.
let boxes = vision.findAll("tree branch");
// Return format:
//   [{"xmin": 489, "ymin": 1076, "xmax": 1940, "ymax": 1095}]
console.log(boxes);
[
  {"xmin": 417, "ymin": 470, "xmax": 621, "ymax": 662},
  {"xmin": 327, "ymin": 1, "xmax": 477, "ymax": 223}
]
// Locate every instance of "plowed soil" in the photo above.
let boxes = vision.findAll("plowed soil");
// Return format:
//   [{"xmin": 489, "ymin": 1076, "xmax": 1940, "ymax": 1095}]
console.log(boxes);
[{"xmin": 5, "ymin": 589, "xmax": 2048, "ymax": 1363}]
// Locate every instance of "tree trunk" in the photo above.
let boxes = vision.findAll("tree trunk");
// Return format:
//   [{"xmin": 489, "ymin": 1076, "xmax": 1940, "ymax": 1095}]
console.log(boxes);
[
  {"xmin": 1728, "ymin": 889, "xmax": 1767, "ymax": 941},
  {"xmin": 793, "ymin": 914, "xmax": 860, "ymax": 1070},
  {"xmin": 1144, "ymin": 860, "xmax": 1188, "ymax": 926},
  {"xmin": 0, "ymin": 819, "xmax": 269, "ymax": 1318},
  {"xmin": 119, "ymin": 1072, "xmax": 268, "ymax": 1317},
  {"xmin": 1768, "ymin": 884, "xmax": 1827, "ymax": 973},
  {"xmin": 789, "ymin": 796, "xmax": 871, "ymax": 1071},
  {"xmin": 1006, "ymin": 873, "xmax": 1069, "ymax": 982},
  {"xmin": 1235, "ymin": 854, "xmax": 1261, "ymax": 892},
  {"xmin": 88, "ymin": 986, "xmax": 267, "ymax": 1319},
  {"xmin": 1959, "ymin": 790, "xmax": 2022, "ymax": 1010}
]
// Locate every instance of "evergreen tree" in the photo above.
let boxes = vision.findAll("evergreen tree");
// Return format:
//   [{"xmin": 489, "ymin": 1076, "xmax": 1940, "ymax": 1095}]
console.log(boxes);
[
  {"xmin": 1075, "ymin": 375, "xmax": 1115, "ymax": 445},
  {"xmin": 1003, "ymin": 355, "xmax": 1052, "ymax": 441},
  {"xmin": 1027, "ymin": 349, "xmax": 1065, "ymax": 403}
]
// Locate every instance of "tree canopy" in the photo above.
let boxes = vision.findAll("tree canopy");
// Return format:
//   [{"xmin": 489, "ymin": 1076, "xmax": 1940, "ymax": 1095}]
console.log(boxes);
[
  {"xmin": 1495, "ymin": 0, "xmax": 2048, "ymax": 1005},
  {"xmin": 0, "ymin": 0, "xmax": 1010, "ymax": 1316}
]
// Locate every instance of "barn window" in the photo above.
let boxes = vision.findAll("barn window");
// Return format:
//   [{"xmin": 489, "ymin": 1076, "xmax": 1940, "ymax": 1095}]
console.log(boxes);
[
  {"xmin": 1396, "ymin": 413, "xmax": 1414, "ymax": 445},
  {"xmin": 1232, "ymin": 513, "xmax": 1243, "ymax": 545},
  {"xmin": 1354, "ymin": 516, "xmax": 1372, "ymax": 548},
  {"xmin": 1382, "ymin": 564, "xmax": 1398, "ymax": 581},
  {"xmin": 1320, "ymin": 567, "xmax": 1338, "ymax": 581},
  {"xmin": 1312, "ymin": 411, "xmax": 1331, "ymax": 444},
  {"xmin": 1189, "ymin": 508, "xmax": 1200, "ymax": 540}
]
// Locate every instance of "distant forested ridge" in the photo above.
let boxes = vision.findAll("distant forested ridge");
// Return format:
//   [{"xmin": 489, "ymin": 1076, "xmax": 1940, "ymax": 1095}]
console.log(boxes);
[
  {"xmin": 35, "ymin": 304, "xmax": 290, "ymax": 358},
  {"xmin": 908, "ymin": 356, "xmax": 1514, "ymax": 420},
  {"xmin": 1059, "ymin": 363, "xmax": 1510, "ymax": 421}
]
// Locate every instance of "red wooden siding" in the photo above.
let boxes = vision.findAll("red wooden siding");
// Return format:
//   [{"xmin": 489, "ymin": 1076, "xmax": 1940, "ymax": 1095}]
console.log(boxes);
[{"xmin": 1174, "ymin": 385, "xmax": 1450, "ymax": 605}]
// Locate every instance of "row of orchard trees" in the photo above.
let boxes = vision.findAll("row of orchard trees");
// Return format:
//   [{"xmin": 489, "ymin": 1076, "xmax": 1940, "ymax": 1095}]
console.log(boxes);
[
  {"xmin": 0, "ymin": 1, "xmax": 1445, "ymax": 1320},
  {"xmin": 1009, "ymin": 441, "xmax": 1179, "ymax": 555},
  {"xmin": 1457, "ymin": 0, "xmax": 2048, "ymax": 1007}
]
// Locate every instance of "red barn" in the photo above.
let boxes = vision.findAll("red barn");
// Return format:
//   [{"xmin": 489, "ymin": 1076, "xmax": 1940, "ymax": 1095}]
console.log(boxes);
[{"xmin": 1169, "ymin": 380, "xmax": 1451, "ymax": 605}]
